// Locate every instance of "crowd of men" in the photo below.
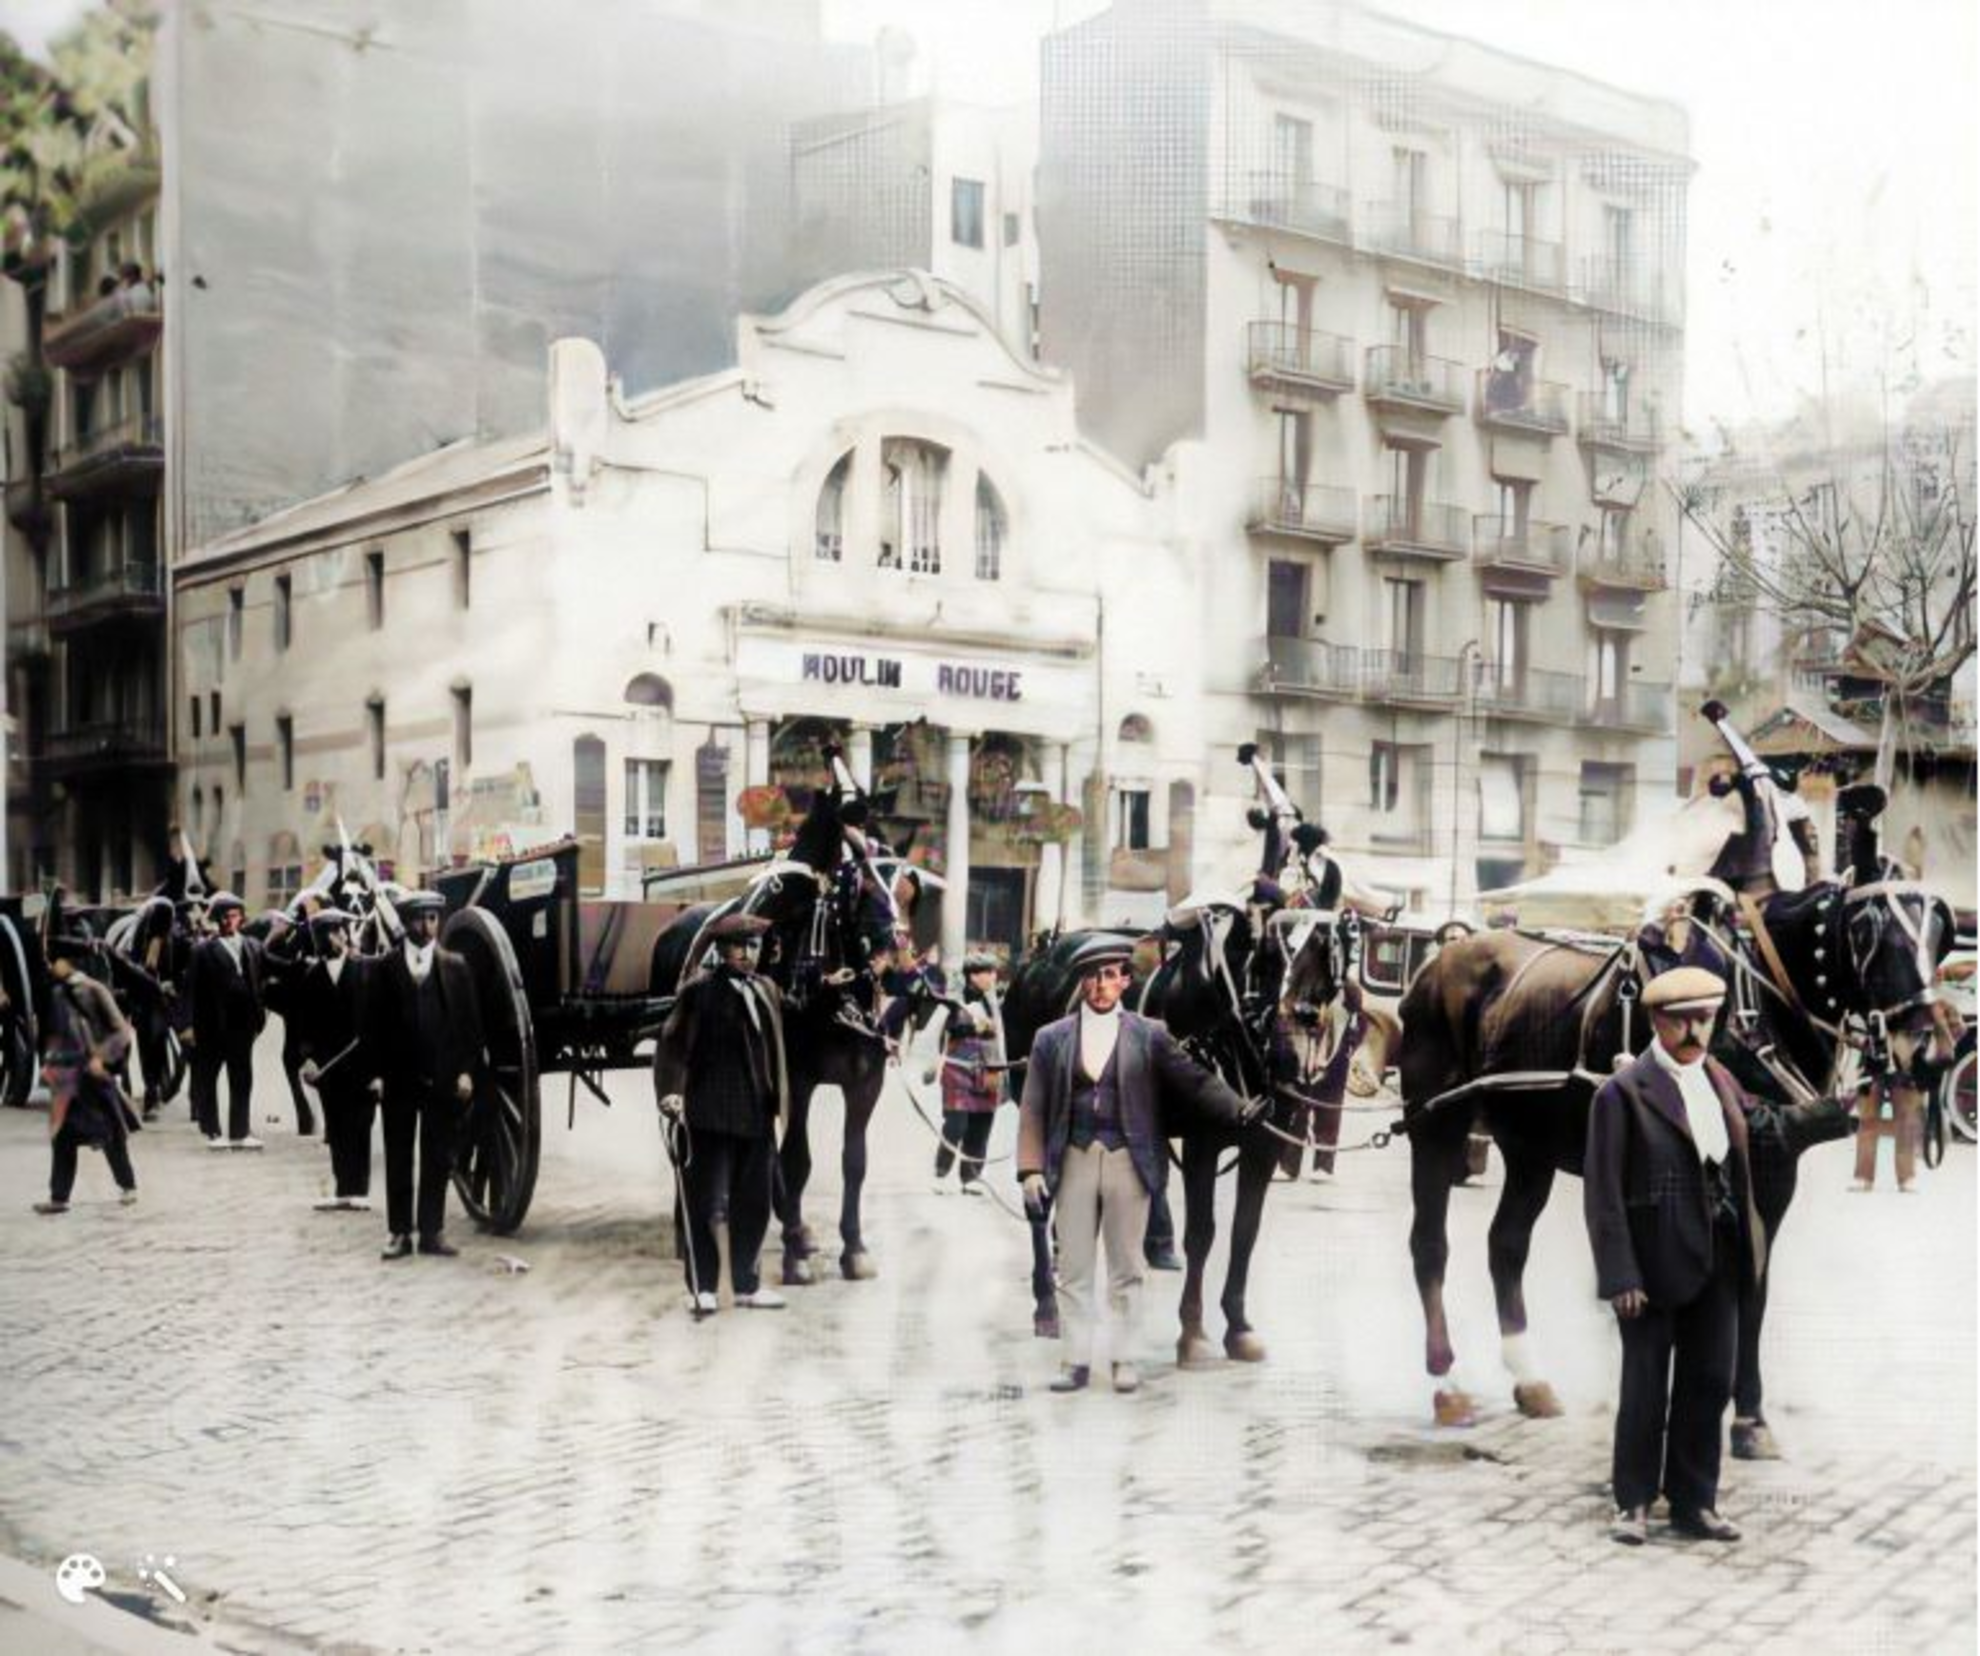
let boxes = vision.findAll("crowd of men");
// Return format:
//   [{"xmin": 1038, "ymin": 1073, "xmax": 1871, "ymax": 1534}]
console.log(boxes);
[{"xmin": 34, "ymin": 885, "xmax": 484, "ymax": 1262}]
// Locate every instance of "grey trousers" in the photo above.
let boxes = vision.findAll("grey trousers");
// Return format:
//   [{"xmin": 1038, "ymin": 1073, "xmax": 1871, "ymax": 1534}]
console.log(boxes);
[{"xmin": 1054, "ymin": 1141, "xmax": 1151, "ymax": 1368}]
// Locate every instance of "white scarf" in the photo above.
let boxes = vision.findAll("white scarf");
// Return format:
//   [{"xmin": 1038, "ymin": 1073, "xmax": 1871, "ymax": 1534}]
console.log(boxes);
[
  {"xmin": 1651, "ymin": 1039, "xmax": 1730, "ymax": 1165},
  {"xmin": 405, "ymin": 940, "xmax": 435, "ymax": 984},
  {"xmin": 326, "ymin": 955, "xmax": 346, "ymax": 986},
  {"xmin": 221, "ymin": 934, "xmax": 245, "ymax": 972},
  {"xmin": 1078, "ymin": 1004, "xmax": 1121, "ymax": 1081}
]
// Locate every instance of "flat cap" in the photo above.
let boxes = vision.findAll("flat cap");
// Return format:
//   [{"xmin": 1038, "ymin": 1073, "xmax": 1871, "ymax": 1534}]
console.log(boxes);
[
  {"xmin": 1643, "ymin": 966, "xmax": 1727, "ymax": 1013},
  {"xmin": 307, "ymin": 906, "xmax": 356, "ymax": 933},
  {"xmin": 397, "ymin": 890, "xmax": 448, "ymax": 917},
  {"xmin": 962, "ymin": 951, "xmax": 999, "ymax": 973},
  {"xmin": 207, "ymin": 890, "xmax": 244, "ymax": 914},
  {"xmin": 707, "ymin": 911, "xmax": 771, "ymax": 942},
  {"xmin": 1067, "ymin": 935, "xmax": 1136, "ymax": 978}
]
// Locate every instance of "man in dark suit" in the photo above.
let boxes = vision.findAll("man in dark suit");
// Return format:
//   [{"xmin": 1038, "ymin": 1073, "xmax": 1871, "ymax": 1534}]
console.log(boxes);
[
  {"xmin": 1017, "ymin": 939, "xmax": 1254, "ymax": 1395},
  {"xmin": 186, "ymin": 892, "xmax": 268, "ymax": 1150},
  {"xmin": 282, "ymin": 906, "xmax": 375, "ymax": 1211},
  {"xmin": 1585, "ymin": 966, "xmax": 1766, "ymax": 1546},
  {"xmin": 655, "ymin": 912, "xmax": 789, "ymax": 1316},
  {"xmin": 369, "ymin": 891, "xmax": 483, "ymax": 1260}
]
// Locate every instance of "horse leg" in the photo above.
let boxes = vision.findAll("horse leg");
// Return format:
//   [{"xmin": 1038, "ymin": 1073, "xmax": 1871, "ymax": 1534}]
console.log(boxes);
[
  {"xmin": 1736, "ymin": 1175, "xmax": 1792, "ymax": 1458},
  {"xmin": 1176, "ymin": 1139, "xmax": 1219, "ymax": 1369},
  {"xmin": 1030, "ymin": 1199, "xmax": 1060, "ymax": 1338},
  {"xmin": 838, "ymin": 1061, "xmax": 881, "ymax": 1281},
  {"xmin": 1411, "ymin": 1112, "xmax": 1472, "ymax": 1425},
  {"xmin": 1218, "ymin": 1126, "xmax": 1280, "ymax": 1362},
  {"xmin": 1487, "ymin": 1144, "xmax": 1561, "ymax": 1418},
  {"xmin": 777, "ymin": 1080, "xmax": 818, "ymax": 1286}
]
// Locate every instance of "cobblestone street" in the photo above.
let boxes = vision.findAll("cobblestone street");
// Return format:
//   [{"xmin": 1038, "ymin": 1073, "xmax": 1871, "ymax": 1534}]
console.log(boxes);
[{"xmin": 0, "ymin": 1034, "xmax": 1972, "ymax": 1653}]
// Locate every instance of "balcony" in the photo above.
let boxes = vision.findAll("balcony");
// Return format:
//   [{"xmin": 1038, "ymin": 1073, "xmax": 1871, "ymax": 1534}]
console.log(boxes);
[
  {"xmin": 1474, "ymin": 230, "xmax": 1565, "ymax": 294},
  {"xmin": 1475, "ymin": 370, "xmax": 1569, "ymax": 436},
  {"xmin": 1364, "ymin": 495, "xmax": 1469, "ymax": 561},
  {"xmin": 1248, "ymin": 477, "xmax": 1355, "ymax": 545},
  {"xmin": 1472, "ymin": 516, "xmax": 1572, "ymax": 577},
  {"xmin": 1575, "ymin": 394, "xmax": 1660, "ymax": 454},
  {"xmin": 1260, "ymin": 640, "xmax": 1465, "ymax": 708},
  {"xmin": 1578, "ymin": 257, "xmax": 1681, "ymax": 327},
  {"xmin": 1584, "ymin": 680, "xmax": 1673, "ymax": 735},
  {"xmin": 41, "ymin": 281, "xmax": 162, "ymax": 376},
  {"xmin": 1221, "ymin": 172, "xmax": 1352, "ymax": 244},
  {"xmin": 1579, "ymin": 530, "xmax": 1667, "ymax": 591},
  {"xmin": 1261, "ymin": 636, "xmax": 1359, "ymax": 699},
  {"xmin": 46, "ymin": 413, "xmax": 165, "ymax": 501},
  {"xmin": 46, "ymin": 562, "xmax": 165, "ymax": 636},
  {"xmin": 1359, "ymin": 201, "xmax": 1462, "ymax": 268},
  {"xmin": 1364, "ymin": 346, "xmax": 1464, "ymax": 416},
  {"xmin": 1246, "ymin": 322, "xmax": 1354, "ymax": 396},
  {"xmin": 1473, "ymin": 664, "xmax": 1584, "ymax": 724},
  {"xmin": 43, "ymin": 715, "xmax": 169, "ymax": 778}
]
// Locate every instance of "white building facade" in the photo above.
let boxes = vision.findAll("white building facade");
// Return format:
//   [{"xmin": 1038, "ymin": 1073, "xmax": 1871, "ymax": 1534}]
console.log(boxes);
[{"xmin": 172, "ymin": 273, "xmax": 1227, "ymax": 960}]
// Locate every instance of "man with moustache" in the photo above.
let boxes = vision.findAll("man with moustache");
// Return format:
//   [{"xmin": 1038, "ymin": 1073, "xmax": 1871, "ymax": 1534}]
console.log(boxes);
[
  {"xmin": 1585, "ymin": 967, "xmax": 1765, "ymax": 1546},
  {"xmin": 1017, "ymin": 938, "xmax": 1256, "ymax": 1396}
]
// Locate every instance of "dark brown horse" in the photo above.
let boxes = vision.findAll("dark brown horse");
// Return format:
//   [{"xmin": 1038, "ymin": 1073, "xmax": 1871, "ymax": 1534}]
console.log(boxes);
[{"xmin": 1398, "ymin": 874, "xmax": 1959, "ymax": 1432}]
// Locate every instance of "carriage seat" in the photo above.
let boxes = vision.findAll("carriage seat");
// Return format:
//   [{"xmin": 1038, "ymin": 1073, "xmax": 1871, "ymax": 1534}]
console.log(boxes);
[{"xmin": 576, "ymin": 902, "xmax": 684, "ymax": 999}]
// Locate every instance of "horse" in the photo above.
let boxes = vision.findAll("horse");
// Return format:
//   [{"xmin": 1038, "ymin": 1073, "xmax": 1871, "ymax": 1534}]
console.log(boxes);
[
  {"xmin": 1001, "ymin": 884, "xmax": 1368, "ymax": 1367},
  {"xmin": 101, "ymin": 896, "xmax": 192, "ymax": 1117},
  {"xmin": 1398, "ymin": 871, "xmax": 1960, "ymax": 1433},
  {"xmin": 649, "ymin": 763, "xmax": 922, "ymax": 1284}
]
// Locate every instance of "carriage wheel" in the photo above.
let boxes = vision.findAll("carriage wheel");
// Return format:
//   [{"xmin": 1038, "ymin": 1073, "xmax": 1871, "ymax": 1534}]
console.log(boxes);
[
  {"xmin": 1947, "ymin": 1048, "xmax": 1978, "ymax": 1145},
  {"xmin": 158, "ymin": 1024, "xmax": 188, "ymax": 1104},
  {"xmin": 443, "ymin": 906, "xmax": 542, "ymax": 1234},
  {"xmin": 0, "ymin": 915, "xmax": 39, "ymax": 1107}
]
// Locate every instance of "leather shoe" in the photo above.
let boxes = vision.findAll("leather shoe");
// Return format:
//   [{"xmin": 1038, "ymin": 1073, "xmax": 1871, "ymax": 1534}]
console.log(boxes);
[
  {"xmin": 1609, "ymin": 1506, "xmax": 1649, "ymax": 1546},
  {"xmin": 1049, "ymin": 1364, "xmax": 1090, "ymax": 1393},
  {"xmin": 737, "ymin": 1288, "xmax": 787, "ymax": 1309},
  {"xmin": 1669, "ymin": 1507, "xmax": 1740, "ymax": 1542},
  {"xmin": 1112, "ymin": 1362, "xmax": 1141, "ymax": 1394},
  {"xmin": 1145, "ymin": 1248, "xmax": 1182, "ymax": 1272},
  {"xmin": 417, "ymin": 1235, "xmax": 460, "ymax": 1258},
  {"xmin": 31, "ymin": 1200, "xmax": 69, "ymax": 1215},
  {"xmin": 381, "ymin": 1233, "xmax": 414, "ymax": 1260}
]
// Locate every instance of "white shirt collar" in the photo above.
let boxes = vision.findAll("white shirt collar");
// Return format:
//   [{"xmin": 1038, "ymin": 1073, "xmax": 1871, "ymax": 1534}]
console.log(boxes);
[
  {"xmin": 405, "ymin": 939, "xmax": 435, "ymax": 982},
  {"xmin": 1650, "ymin": 1039, "xmax": 1731, "ymax": 1165},
  {"xmin": 1078, "ymin": 1003, "xmax": 1122, "ymax": 1080}
]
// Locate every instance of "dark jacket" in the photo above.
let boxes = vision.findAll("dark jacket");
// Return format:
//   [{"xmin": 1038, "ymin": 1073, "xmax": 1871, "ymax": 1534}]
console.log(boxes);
[
  {"xmin": 366, "ymin": 946, "xmax": 485, "ymax": 1099},
  {"xmin": 1584, "ymin": 1048, "xmax": 1767, "ymax": 1307},
  {"xmin": 189, "ymin": 933, "xmax": 267, "ymax": 1045},
  {"xmin": 655, "ymin": 967, "xmax": 789, "ymax": 1138},
  {"xmin": 1017, "ymin": 1009, "xmax": 1248, "ymax": 1196},
  {"xmin": 292, "ymin": 955, "xmax": 370, "ymax": 1083},
  {"xmin": 46, "ymin": 971, "xmax": 136, "ymax": 1143}
]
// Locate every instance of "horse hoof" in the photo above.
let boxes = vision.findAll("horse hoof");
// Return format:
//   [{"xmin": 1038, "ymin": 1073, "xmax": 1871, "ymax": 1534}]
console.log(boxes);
[
  {"xmin": 840, "ymin": 1250, "xmax": 878, "ymax": 1282},
  {"xmin": 789, "ymin": 1225, "xmax": 819, "ymax": 1258},
  {"xmin": 1512, "ymin": 1381, "xmax": 1563, "ymax": 1419},
  {"xmin": 782, "ymin": 1255, "xmax": 814, "ymax": 1287},
  {"xmin": 1223, "ymin": 1329, "xmax": 1267, "ymax": 1364},
  {"xmin": 1176, "ymin": 1332, "xmax": 1220, "ymax": 1370},
  {"xmin": 1433, "ymin": 1388, "xmax": 1477, "ymax": 1428},
  {"xmin": 1731, "ymin": 1420, "xmax": 1783, "ymax": 1461}
]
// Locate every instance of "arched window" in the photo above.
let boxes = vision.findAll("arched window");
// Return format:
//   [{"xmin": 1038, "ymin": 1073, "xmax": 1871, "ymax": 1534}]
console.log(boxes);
[
  {"xmin": 815, "ymin": 452, "xmax": 849, "ymax": 562},
  {"xmin": 623, "ymin": 673, "xmax": 674, "ymax": 711},
  {"xmin": 1118, "ymin": 713, "xmax": 1154, "ymax": 744},
  {"xmin": 879, "ymin": 438, "xmax": 949, "ymax": 574},
  {"xmin": 974, "ymin": 474, "xmax": 1006, "ymax": 581}
]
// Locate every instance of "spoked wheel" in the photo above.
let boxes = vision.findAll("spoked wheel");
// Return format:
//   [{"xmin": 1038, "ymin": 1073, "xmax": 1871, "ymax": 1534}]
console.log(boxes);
[
  {"xmin": 1946, "ymin": 1043, "xmax": 1978, "ymax": 1145},
  {"xmin": 443, "ymin": 906, "xmax": 541, "ymax": 1234},
  {"xmin": 0, "ymin": 915, "xmax": 39, "ymax": 1107},
  {"xmin": 158, "ymin": 1023, "xmax": 188, "ymax": 1104}
]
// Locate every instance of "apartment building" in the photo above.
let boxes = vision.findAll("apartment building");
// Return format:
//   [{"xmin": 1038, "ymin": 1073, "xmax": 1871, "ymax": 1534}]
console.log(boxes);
[{"xmin": 1039, "ymin": 0, "xmax": 1690, "ymax": 903}]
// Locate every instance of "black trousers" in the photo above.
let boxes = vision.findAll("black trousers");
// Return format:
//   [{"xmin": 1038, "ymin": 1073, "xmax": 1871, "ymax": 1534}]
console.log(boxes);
[
  {"xmin": 675, "ymin": 1127, "xmax": 774, "ymax": 1295},
  {"xmin": 934, "ymin": 1110, "xmax": 995, "ymax": 1184},
  {"xmin": 382, "ymin": 1083, "xmax": 458, "ymax": 1239},
  {"xmin": 192, "ymin": 1028, "xmax": 256, "ymax": 1140},
  {"xmin": 1613, "ymin": 1228, "xmax": 1741, "ymax": 1515},
  {"xmin": 322, "ymin": 1076, "xmax": 376, "ymax": 1197},
  {"xmin": 51, "ymin": 1122, "xmax": 136, "ymax": 1201},
  {"xmin": 279, "ymin": 1019, "xmax": 315, "ymax": 1135}
]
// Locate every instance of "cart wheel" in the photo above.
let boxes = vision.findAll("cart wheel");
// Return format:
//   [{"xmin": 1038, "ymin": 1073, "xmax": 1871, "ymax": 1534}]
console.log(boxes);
[
  {"xmin": 0, "ymin": 915, "xmax": 38, "ymax": 1107},
  {"xmin": 1946, "ymin": 1047, "xmax": 1978, "ymax": 1146},
  {"xmin": 444, "ymin": 906, "xmax": 541, "ymax": 1234},
  {"xmin": 158, "ymin": 1023, "xmax": 187, "ymax": 1104}
]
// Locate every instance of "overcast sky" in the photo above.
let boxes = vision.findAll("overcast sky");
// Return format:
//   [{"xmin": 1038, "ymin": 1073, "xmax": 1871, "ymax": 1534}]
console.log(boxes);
[
  {"xmin": 823, "ymin": 0, "xmax": 1978, "ymax": 432},
  {"xmin": 12, "ymin": 0, "xmax": 1973, "ymax": 430}
]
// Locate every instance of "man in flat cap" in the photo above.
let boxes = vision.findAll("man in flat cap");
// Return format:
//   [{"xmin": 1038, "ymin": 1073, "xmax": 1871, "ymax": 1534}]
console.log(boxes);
[
  {"xmin": 34, "ymin": 935, "xmax": 140, "ymax": 1214},
  {"xmin": 655, "ymin": 911, "xmax": 790, "ymax": 1314},
  {"xmin": 283, "ymin": 905, "xmax": 376, "ymax": 1211},
  {"xmin": 369, "ymin": 891, "xmax": 483, "ymax": 1260},
  {"xmin": 1017, "ymin": 937, "xmax": 1255, "ymax": 1395},
  {"xmin": 186, "ymin": 891, "xmax": 268, "ymax": 1149},
  {"xmin": 1585, "ymin": 966, "xmax": 1765, "ymax": 1546}
]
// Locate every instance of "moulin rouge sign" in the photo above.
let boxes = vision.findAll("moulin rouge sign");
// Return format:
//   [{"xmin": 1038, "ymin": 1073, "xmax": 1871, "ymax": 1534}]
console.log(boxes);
[{"xmin": 800, "ymin": 650, "xmax": 1024, "ymax": 704}]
